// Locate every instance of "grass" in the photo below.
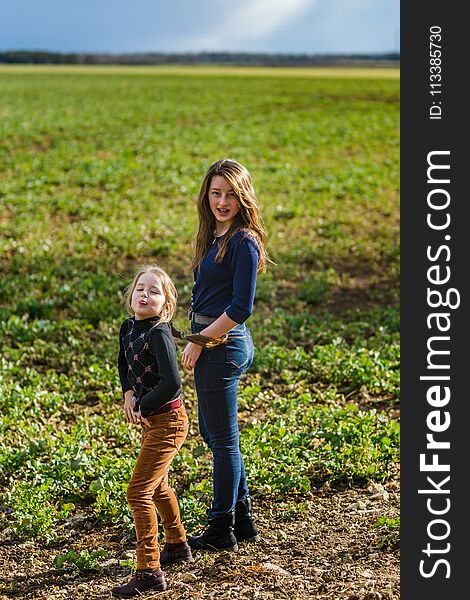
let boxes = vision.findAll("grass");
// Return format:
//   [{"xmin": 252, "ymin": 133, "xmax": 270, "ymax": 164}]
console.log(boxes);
[
  {"xmin": 0, "ymin": 65, "xmax": 399, "ymax": 543},
  {"xmin": 0, "ymin": 64, "xmax": 400, "ymax": 79}
]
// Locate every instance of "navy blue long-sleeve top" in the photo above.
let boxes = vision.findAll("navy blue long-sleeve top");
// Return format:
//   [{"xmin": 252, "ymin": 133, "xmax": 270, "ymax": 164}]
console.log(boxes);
[
  {"xmin": 191, "ymin": 230, "xmax": 260, "ymax": 324},
  {"xmin": 118, "ymin": 318, "xmax": 181, "ymax": 417}
]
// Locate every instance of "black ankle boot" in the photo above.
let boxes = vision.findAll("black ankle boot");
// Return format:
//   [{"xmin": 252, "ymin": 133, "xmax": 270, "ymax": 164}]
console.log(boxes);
[
  {"xmin": 234, "ymin": 495, "xmax": 260, "ymax": 542},
  {"xmin": 188, "ymin": 511, "xmax": 238, "ymax": 552}
]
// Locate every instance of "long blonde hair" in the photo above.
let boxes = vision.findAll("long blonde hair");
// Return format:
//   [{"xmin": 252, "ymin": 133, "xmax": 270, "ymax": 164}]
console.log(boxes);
[
  {"xmin": 123, "ymin": 264, "xmax": 177, "ymax": 324},
  {"xmin": 191, "ymin": 159, "xmax": 270, "ymax": 273}
]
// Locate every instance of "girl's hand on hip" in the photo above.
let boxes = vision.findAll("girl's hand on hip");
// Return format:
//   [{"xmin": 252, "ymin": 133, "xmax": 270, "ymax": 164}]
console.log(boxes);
[{"xmin": 181, "ymin": 341, "xmax": 202, "ymax": 369}]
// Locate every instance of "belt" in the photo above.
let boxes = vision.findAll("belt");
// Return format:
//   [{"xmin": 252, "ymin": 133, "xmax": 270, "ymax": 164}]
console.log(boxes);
[
  {"xmin": 189, "ymin": 311, "xmax": 218, "ymax": 325},
  {"xmin": 152, "ymin": 397, "xmax": 182, "ymax": 415}
]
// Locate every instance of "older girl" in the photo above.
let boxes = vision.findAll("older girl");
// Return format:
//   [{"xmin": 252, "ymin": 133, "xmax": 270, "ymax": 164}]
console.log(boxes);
[{"xmin": 182, "ymin": 159, "xmax": 269, "ymax": 552}]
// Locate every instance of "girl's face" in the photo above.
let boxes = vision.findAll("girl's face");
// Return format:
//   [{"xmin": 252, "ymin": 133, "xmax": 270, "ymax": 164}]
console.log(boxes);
[
  {"xmin": 131, "ymin": 272, "xmax": 166, "ymax": 320},
  {"xmin": 208, "ymin": 175, "xmax": 240, "ymax": 232}
]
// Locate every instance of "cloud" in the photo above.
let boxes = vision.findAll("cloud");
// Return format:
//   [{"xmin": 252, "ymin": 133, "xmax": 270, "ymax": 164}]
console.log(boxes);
[
  {"xmin": 180, "ymin": 0, "xmax": 315, "ymax": 51},
  {"xmin": 0, "ymin": 0, "xmax": 398, "ymax": 54}
]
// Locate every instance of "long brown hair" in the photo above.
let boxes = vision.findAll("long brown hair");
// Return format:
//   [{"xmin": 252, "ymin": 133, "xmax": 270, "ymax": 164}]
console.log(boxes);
[{"xmin": 190, "ymin": 159, "xmax": 270, "ymax": 273}]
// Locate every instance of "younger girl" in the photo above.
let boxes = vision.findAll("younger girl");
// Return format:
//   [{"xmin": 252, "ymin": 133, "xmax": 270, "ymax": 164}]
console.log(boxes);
[
  {"xmin": 182, "ymin": 158, "xmax": 269, "ymax": 552},
  {"xmin": 112, "ymin": 264, "xmax": 192, "ymax": 598}
]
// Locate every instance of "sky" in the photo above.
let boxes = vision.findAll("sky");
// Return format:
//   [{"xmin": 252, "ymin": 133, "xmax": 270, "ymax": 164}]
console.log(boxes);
[{"xmin": 1, "ymin": 0, "xmax": 400, "ymax": 55}]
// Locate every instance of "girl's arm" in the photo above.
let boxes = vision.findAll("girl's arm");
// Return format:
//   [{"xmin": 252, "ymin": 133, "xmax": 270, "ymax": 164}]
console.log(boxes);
[
  {"xmin": 123, "ymin": 389, "xmax": 139, "ymax": 424},
  {"xmin": 181, "ymin": 312, "xmax": 239, "ymax": 369},
  {"xmin": 118, "ymin": 324, "xmax": 134, "ymax": 396},
  {"xmin": 201, "ymin": 235, "xmax": 259, "ymax": 337},
  {"xmin": 139, "ymin": 328, "xmax": 182, "ymax": 417},
  {"xmin": 198, "ymin": 312, "xmax": 238, "ymax": 338},
  {"xmin": 118, "ymin": 323, "xmax": 139, "ymax": 423}
]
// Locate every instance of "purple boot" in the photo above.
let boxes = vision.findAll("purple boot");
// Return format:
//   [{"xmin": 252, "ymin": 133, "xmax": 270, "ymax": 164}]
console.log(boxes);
[
  {"xmin": 111, "ymin": 568, "xmax": 167, "ymax": 597},
  {"xmin": 160, "ymin": 541, "xmax": 194, "ymax": 566}
]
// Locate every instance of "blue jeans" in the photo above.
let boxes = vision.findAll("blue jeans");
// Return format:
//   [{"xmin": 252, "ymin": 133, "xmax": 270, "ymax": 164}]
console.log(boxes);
[{"xmin": 191, "ymin": 319, "xmax": 254, "ymax": 520}]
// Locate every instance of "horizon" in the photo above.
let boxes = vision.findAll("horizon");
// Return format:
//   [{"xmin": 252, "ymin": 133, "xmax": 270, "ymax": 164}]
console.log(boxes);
[{"xmin": 1, "ymin": 49, "xmax": 400, "ymax": 57}]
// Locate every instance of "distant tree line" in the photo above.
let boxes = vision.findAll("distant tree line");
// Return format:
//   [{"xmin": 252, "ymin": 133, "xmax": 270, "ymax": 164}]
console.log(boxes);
[{"xmin": 0, "ymin": 50, "xmax": 399, "ymax": 67}]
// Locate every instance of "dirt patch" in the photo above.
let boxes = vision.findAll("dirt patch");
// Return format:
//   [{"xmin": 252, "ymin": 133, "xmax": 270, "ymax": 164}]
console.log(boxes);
[{"xmin": 0, "ymin": 481, "xmax": 399, "ymax": 600}]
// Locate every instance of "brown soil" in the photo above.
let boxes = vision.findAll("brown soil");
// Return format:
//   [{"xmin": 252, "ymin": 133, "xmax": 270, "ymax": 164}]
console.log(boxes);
[{"xmin": 0, "ymin": 478, "xmax": 399, "ymax": 600}]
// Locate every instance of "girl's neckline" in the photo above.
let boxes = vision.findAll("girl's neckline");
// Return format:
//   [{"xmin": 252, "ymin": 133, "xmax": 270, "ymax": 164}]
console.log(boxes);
[
  {"xmin": 212, "ymin": 228, "xmax": 230, "ymax": 245},
  {"xmin": 133, "ymin": 316, "xmax": 161, "ymax": 324},
  {"xmin": 214, "ymin": 228, "xmax": 230, "ymax": 238}
]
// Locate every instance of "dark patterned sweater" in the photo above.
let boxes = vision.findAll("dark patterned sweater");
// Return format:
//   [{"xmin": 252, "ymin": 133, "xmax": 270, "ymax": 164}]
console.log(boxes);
[{"xmin": 118, "ymin": 317, "xmax": 181, "ymax": 417}]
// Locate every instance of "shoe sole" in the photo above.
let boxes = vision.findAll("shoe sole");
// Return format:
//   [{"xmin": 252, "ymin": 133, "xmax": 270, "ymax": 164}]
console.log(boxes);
[
  {"xmin": 160, "ymin": 555, "xmax": 195, "ymax": 567},
  {"xmin": 112, "ymin": 582, "xmax": 167, "ymax": 597},
  {"xmin": 190, "ymin": 543, "xmax": 239, "ymax": 552},
  {"xmin": 236, "ymin": 534, "xmax": 261, "ymax": 542}
]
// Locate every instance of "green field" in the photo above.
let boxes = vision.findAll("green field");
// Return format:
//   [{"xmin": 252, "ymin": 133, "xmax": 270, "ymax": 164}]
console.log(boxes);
[{"xmin": 0, "ymin": 66, "xmax": 399, "ymax": 545}]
